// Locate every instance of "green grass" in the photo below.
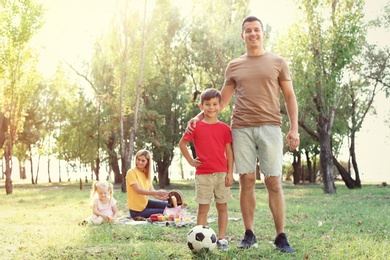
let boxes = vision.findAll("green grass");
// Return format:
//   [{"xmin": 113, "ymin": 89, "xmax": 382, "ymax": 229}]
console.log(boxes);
[{"xmin": 1, "ymin": 180, "xmax": 389, "ymax": 259}]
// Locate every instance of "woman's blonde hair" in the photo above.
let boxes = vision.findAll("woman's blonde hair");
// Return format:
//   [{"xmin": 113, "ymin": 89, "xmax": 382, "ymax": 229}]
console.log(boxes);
[
  {"xmin": 135, "ymin": 149, "xmax": 152, "ymax": 180},
  {"xmin": 90, "ymin": 180, "xmax": 114, "ymax": 203}
]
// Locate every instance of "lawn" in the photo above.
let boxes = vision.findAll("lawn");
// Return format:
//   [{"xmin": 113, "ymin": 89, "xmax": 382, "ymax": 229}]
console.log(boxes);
[{"xmin": 0, "ymin": 180, "xmax": 389, "ymax": 259}]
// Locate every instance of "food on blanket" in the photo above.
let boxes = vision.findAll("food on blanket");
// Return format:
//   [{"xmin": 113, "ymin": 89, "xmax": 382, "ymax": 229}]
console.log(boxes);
[
  {"xmin": 150, "ymin": 213, "xmax": 163, "ymax": 222},
  {"xmin": 185, "ymin": 217, "xmax": 191, "ymax": 222},
  {"xmin": 174, "ymin": 218, "xmax": 180, "ymax": 222},
  {"xmin": 169, "ymin": 214, "xmax": 175, "ymax": 221},
  {"xmin": 157, "ymin": 215, "xmax": 164, "ymax": 221}
]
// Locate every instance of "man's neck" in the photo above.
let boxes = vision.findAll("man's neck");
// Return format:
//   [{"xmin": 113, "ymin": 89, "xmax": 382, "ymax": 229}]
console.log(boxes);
[{"xmin": 246, "ymin": 47, "xmax": 266, "ymax": 56}]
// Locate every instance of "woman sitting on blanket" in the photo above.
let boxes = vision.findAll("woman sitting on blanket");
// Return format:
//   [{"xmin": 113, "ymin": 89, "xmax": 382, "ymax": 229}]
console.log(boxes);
[{"xmin": 126, "ymin": 149, "xmax": 170, "ymax": 219}]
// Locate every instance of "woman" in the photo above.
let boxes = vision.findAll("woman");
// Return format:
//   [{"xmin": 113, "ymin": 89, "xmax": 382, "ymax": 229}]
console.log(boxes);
[{"xmin": 126, "ymin": 149, "xmax": 169, "ymax": 218}]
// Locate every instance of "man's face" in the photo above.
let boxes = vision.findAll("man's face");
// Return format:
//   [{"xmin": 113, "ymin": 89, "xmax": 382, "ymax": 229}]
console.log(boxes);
[{"xmin": 241, "ymin": 21, "xmax": 266, "ymax": 48}]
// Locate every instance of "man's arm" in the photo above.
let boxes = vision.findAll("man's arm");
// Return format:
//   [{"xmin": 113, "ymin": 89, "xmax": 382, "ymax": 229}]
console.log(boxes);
[
  {"xmin": 280, "ymin": 80, "xmax": 300, "ymax": 151},
  {"xmin": 225, "ymin": 142, "xmax": 234, "ymax": 187},
  {"xmin": 220, "ymin": 83, "xmax": 235, "ymax": 111}
]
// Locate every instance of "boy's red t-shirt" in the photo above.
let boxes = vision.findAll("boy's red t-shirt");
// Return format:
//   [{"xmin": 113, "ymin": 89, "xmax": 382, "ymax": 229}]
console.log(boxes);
[{"xmin": 183, "ymin": 120, "xmax": 232, "ymax": 174}]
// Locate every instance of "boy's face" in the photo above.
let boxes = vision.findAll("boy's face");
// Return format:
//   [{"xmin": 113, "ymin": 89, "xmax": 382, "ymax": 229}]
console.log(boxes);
[{"xmin": 199, "ymin": 97, "xmax": 221, "ymax": 118}]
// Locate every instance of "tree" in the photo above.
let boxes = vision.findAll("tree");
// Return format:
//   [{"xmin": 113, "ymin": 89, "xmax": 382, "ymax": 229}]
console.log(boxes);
[
  {"xmin": 276, "ymin": 0, "xmax": 366, "ymax": 193},
  {"xmin": 136, "ymin": 1, "xmax": 189, "ymax": 187},
  {"xmin": 0, "ymin": 0, "xmax": 44, "ymax": 194},
  {"xmin": 337, "ymin": 44, "xmax": 390, "ymax": 188}
]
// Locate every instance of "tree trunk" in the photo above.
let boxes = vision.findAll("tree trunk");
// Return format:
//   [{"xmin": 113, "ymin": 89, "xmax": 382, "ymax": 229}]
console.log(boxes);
[
  {"xmin": 305, "ymin": 150, "xmax": 314, "ymax": 183},
  {"xmin": 58, "ymin": 159, "xmax": 61, "ymax": 183},
  {"xmin": 120, "ymin": 0, "xmax": 147, "ymax": 192},
  {"xmin": 47, "ymin": 157, "xmax": 51, "ymax": 183},
  {"xmin": 157, "ymin": 160, "xmax": 171, "ymax": 188},
  {"xmin": 35, "ymin": 154, "xmax": 41, "ymax": 184},
  {"xmin": 332, "ymin": 156, "xmax": 359, "ymax": 189},
  {"xmin": 317, "ymin": 113, "xmax": 336, "ymax": 193},
  {"xmin": 107, "ymin": 133, "xmax": 121, "ymax": 184},
  {"xmin": 292, "ymin": 150, "xmax": 301, "ymax": 185},
  {"xmin": 19, "ymin": 160, "xmax": 26, "ymax": 179},
  {"xmin": 4, "ymin": 143, "xmax": 13, "ymax": 194},
  {"xmin": 179, "ymin": 154, "xmax": 184, "ymax": 179},
  {"xmin": 349, "ymin": 131, "xmax": 361, "ymax": 188},
  {"xmin": 94, "ymin": 157, "xmax": 100, "ymax": 181},
  {"xmin": 121, "ymin": 131, "xmax": 133, "ymax": 192},
  {"xmin": 29, "ymin": 151, "xmax": 35, "ymax": 184}
]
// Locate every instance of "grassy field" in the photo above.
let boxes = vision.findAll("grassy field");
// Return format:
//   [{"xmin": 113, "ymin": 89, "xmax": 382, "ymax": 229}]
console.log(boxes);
[{"xmin": 0, "ymin": 180, "xmax": 389, "ymax": 260}]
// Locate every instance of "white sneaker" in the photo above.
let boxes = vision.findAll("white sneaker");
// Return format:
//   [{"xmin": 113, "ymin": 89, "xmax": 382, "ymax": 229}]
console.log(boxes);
[{"xmin": 217, "ymin": 238, "xmax": 229, "ymax": 251}]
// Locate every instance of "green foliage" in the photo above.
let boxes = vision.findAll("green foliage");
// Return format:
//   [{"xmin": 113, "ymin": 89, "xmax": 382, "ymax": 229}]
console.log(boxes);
[{"xmin": 1, "ymin": 181, "xmax": 389, "ymax": 259}]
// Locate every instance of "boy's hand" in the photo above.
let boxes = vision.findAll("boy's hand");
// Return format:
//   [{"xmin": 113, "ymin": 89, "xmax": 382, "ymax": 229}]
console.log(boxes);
[
  {"xmin": 225, "ymin": 174, "xmax": 234, "ymax": 187},
  {"xmin": 189, "ymin": 157, "xmax": 202, "ymax": 167}
]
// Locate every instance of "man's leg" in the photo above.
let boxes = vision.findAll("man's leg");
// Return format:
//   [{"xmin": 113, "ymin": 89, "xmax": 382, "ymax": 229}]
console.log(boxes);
[
  {"xmin": 264, "ymin": 175, "xmax": 285, "ymax": 235},
  {"xmin": 264, "ymin": 175, "xmax": 294, "ymax": 253},
  {"xmin": 237, "ymin": 172, "xmax": 258, "ymax": 249},
  {"xmin": 240, "ymin": 172, "xmax": 256, "ymax": 231}
]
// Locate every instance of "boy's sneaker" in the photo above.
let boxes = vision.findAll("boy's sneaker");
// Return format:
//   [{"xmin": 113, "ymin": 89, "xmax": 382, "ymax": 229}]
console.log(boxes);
[
  {"xmin": 237, "ymin": 230, "xmax": 258, "ymax": 249},
  {"xmin": 217, "ymin": 238, "xmax": 229, "ymax": 251},
  {"xmin": 274, "ymin": 232, "xmax": 294, "ymax": 253}
]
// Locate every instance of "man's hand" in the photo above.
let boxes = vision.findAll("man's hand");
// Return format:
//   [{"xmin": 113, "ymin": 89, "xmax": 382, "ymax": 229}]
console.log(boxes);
[
  {"xmin": 286, "ymin": 130, "xmax": 300, "ymax": 151},
  {"xmin": 186, "ymin": 117, "xmax": 200, "ymax": 134}
]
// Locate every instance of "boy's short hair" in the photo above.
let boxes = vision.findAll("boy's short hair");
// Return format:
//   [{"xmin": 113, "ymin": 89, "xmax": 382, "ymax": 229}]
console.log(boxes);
[{"xmin": 200, "ymin": 88, "xmax": 221, "ymax": 104}]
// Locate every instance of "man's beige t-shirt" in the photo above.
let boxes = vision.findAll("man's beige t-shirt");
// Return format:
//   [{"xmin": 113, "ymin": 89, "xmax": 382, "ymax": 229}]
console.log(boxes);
[{"xmin": 224, "ymin": 52, "xmax": 292, "ymax": 129}]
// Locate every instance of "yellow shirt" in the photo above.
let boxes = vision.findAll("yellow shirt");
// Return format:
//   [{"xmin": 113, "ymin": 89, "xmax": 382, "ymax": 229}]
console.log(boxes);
[{"xmin": 126, "ymin": 167, "xmax": 151, "ymax": 211}]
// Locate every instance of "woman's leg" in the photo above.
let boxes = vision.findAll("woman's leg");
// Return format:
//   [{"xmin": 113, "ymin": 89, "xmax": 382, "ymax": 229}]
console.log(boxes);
[{"xmin": 130, "ymin": 200, "xmax": 169, "ymax": 218}]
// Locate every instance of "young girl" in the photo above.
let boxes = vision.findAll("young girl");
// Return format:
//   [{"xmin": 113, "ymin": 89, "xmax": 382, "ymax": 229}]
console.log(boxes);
[
  {"xmin": 126, "ymin": 149, "xmax": 169, "ymax": 219},
  {"xmin": 80, "ymin": 181, "xmax": 118, "ymax": 225}
]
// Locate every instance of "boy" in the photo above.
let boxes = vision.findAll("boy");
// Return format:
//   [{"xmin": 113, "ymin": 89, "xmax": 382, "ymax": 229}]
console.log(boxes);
[{"xmin": 179, "ymin": 88, "xmax": 234, "ymax": 251}]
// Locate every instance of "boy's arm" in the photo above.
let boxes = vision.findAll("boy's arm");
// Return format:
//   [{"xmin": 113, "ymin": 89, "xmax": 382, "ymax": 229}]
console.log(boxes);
[
  {"xmin": 179, "ymin": 136, "xmax": 202, "ymax": 167},
  {"xmin": 225, "ymin": 142, "xmax": 234, "ymax": 187}
]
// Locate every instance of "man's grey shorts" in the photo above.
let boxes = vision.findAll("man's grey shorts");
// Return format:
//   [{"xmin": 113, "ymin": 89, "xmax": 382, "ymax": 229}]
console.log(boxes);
[{"xmin": 232, "ymin": 125, "xmax": 283, "ymax": 176}]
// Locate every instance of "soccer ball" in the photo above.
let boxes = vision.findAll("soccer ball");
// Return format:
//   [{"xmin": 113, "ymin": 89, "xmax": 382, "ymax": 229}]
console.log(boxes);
[{"xmin": 187, "ymin": 225, "xmax": 217, "ymax": 253}]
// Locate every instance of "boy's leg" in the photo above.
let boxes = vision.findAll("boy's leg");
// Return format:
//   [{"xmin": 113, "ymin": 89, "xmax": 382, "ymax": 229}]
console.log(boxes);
[
  {"xmin": 216, "ymin": 202, "xmax": 228, "ymax": 239},
  {"xmin": 197, "ymin": 204, "xmax": 210, "ymax": 225}
]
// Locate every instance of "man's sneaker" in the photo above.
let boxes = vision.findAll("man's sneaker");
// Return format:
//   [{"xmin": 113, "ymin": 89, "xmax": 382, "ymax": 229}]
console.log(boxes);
[
  {"xmin": 217, "ymin": 238, "xmax": 229, "ymax": 251},
  {"xmin": 274, "ymin": 232, "xmax": 294, "ymax": 253},
  {"xmin": 237, "ymin": 230, "xmax": 258, "ymax": 249}
]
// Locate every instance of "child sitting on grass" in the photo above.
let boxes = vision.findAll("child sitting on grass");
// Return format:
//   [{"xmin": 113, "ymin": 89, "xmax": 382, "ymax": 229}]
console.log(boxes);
[{"xmin": 79, "ymin": 180, "xmax": 118, "ymax": 225}]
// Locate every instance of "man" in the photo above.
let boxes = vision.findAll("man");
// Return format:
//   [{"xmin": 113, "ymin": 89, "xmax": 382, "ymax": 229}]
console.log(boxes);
[{"xmin": 188, "ymin": 16, "xmax": 299, "ymax": 253}]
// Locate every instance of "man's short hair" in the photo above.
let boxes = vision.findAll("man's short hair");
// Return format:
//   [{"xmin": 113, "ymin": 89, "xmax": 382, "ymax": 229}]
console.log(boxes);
[
  {"xmin": 200, "ymin": 88, "xmax": 221, "ymax": 104},
  {"xmin": 241, "ymin": 16, "xmax": 264, "ymax": 32}
]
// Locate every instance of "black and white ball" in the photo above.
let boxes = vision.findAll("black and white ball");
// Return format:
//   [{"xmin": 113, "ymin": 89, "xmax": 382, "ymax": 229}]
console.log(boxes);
[{"xmin": 187, "ymin": 225, "xmax": 217, "ymax": 253}]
